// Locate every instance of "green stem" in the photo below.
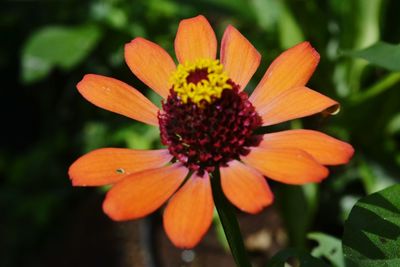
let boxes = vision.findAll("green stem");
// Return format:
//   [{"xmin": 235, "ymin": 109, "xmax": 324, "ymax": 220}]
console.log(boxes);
[
  {"xmin": 211, "ymin": 170, "xmax": 252, "ymax": 267},
  {"xmin": 349, "ymin": 72, "xmax": 400, "ymax": 104}
]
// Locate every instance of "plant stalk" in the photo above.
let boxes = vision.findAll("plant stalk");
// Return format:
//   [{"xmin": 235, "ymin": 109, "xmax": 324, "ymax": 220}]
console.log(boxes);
[{"xmin": 211, "ymin": 170, "xmax": 252, "ymax": 267}]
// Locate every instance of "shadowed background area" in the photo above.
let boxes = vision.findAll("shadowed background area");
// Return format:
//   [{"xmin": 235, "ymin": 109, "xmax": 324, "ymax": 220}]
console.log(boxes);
[{"xmin": 2, "ymin": 0, "xmax": 400, "ymax": 266}]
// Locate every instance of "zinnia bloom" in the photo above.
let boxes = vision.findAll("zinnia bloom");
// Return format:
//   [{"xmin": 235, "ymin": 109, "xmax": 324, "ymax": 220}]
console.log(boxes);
[{"xmin": 69, "ymin": 15, "xmax": 354, "ymax": 248}]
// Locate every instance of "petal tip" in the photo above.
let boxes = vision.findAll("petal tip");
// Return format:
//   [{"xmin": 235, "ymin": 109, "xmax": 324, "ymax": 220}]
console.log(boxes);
[
  {"xmin": 68, "ymin": 158, "xmax": 88, "ymax": 187},
  {"xmin": 225, "ymin": 24, "xmax": 235, "ymax": 32},
  {"xmin": 76, "ymin": 74, "xmax": 101, "ymax": 96},
  {"xmin": 306, "ymin": 42, "xmax": 320, "ymax": 62},
  {"xmin": 124, "ymin": 37, "xmax": 147, "ymax": 55},
  {"xmin": 68, "ymin": 165, "xmax": 78, "ymax": 186},
  {"xmin": 68, "ymin": 173, "xmax": 81, "ymax": 187},
  {"xmin": 175, "ymin": 14, "xmax": 216, "ymax": 63},
  {"xmin": 125, "ymin": 37, "xmax": 147, "ymax": 48},
  {"xmin": 348, "ymin": 144, "xmax": 355, "ymax": 158},
  {"xmin": 163, "ymin": 173, "xmax": 213, "ymax": 248},
  {"xmin": 178, "ymin": 15, "xmax": 208, "ymax": 30},
  {"xmin": 316, "ymin": 165, "xmax": 330, "ymax": 183},
  {"xmin": 295, "ymin": 41, "xmax": 320, "ymax": 63},
  {"xmin": 184, "ymin": 14, "xmax": 207, "ymax": 23},
  {"xmin": 167, "ymin": 232, "xmax": 206, "ymax": 249},
  {"xmin": 76, "ymin": 74, "xmax": 94, "ymax": 90},
  {"xmin": 220, "ymin": 161, "xmax": 274, "ymax": 214},
  {"xmin": 245, "ymin": 195, "xmax": 274, "ymax": 215},
  {"xmin": 220, "ymin": 24, "xmax": 261, "ymax": 89},
  {"xmin": 341, "ymin": 143, "xmax": 355, "ymax": 164},
  {"xmin": 102, "ymin": 193, "xmax": 128, "ymax": 222}
]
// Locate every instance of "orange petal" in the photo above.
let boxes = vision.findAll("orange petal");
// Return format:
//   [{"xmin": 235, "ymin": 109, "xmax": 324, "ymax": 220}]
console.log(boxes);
[
  {"xmin": 103, "ymin": 163, "xmax": 188, "ymax": 221},
  {"xmin": 174, "ymin": 15, "xmax": 217, "ymax": 63},
  {"xmin": 241, "ymin": 147, "xmax": 329, "ymax": 185},
  {"xmin": 125, "ymin": 38, "xmax": 176, "ymax": 99},
  {"xmin": 163, "ymin": 173, "xmax": 214, "ymax": 248},
  {"xmin": 258, "ymin": 86, "xmax": 339, "ymax": 126},
  {"xmin": 69, "ymin": 148, "xmax": 173, "ymax": 186},
  {"xmin": 220, "ymin": 25, "xmax": 261, "ymax": 90},
  {"xmin": 250, "ymin": 42, "xmax": 320, "ymax": 111},
  {"xmin": 261, "ymin": 130, "xmax": 354, "ymax": 165},
  {"xmin": 220, "ymin": 160, "xmax": 274, "ymax": 214},
  {"xmin": 77, "ymin": 74, "xmax": 159, "ymax": 126}
]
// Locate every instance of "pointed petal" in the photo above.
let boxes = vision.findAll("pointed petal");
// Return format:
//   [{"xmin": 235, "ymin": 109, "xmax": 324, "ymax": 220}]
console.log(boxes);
[
  {"xmin": 261, "ymin": 130, "xmax": 354, "ymax": 165},
  {"xmin": 103, "ymin": 163, "xmax": 188, "ymax": 221},
  {"xmin": 125, "ymin": 37, "xmax": 176, "ymax": 99},
  {"xmin": 220, "ymin": 25, "xmax": 261, "ymax": 90},
  {"xmin": 174, "ymin": 15, "xmax": 217, "ymax": 63},
  {"xmin": 258, "ymin": 86, "xmax": 339, "ymax": 126},
  {"xmin": 77, "ymin": 74, "xmax": 159, "ymax": 126},
  {"xmin": 220, "ymin": 160, "xmax": 274, "ymax": 214},
  {"xmin": 241, "ymin": 147, "xmax": 329, "ymax": 185},
  {"xmin": 250, "ymin": 42, "xmax": 320, "ymax": 110},
  {"xmin": 69, "ymin": 148, "xmax": 173, "ymax": 186},
  {"xmin": 163, "ymin": 173, "xmax": 213, "ymax": 248}
]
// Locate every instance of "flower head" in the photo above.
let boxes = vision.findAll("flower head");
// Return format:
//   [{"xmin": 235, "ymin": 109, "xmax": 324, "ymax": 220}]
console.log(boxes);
[{"xmin": 69, "ymin": 15, "xmax": 354, "ymax": 248}]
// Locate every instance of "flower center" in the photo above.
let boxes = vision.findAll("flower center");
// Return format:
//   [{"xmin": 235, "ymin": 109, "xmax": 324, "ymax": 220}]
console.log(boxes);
[
  {"xmin": 170, "ymin": 59, "xmax": 232, "ymax": 107},
  {"xmin": 159, "ymin": 60, "xmax": 262, "ymax": 176}
]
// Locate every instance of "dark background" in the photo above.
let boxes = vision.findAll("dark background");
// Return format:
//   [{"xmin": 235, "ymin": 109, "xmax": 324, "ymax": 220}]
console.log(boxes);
[{"xmin": 2, "ymin": 0, "xmax": 400, "ymax": 266}]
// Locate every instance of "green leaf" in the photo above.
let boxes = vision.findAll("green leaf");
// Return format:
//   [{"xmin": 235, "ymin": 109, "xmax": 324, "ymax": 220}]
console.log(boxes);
[
  {"xmin": 211, "ymin": 170, "xmax": 252, "ymax": 267},
  {"xmin": 277, "ymin": 1, "xmax": 304, "ymax": 49},
  {"xmin": 113, "ymin": 124, "xmax": 159, "ymax": 150},
  {"xmin": 267, "ymin": 248, "xmax": 330, "ymax": 267},
  {"xmin": 250, "ymin": 0, "xmax": 280, "ymax": 32},
  {"xmin": 357, "ymin": 159, "xmax": 396, "ymax": 194},
  {"xmin": 21, "ymin": 24, "xmax": 101, "ymax": 83},
  {"xmin": 82, "ymin": 121, "xmax": 110, "ymax": 152},
  {"xmin": 346, "ymin": 42, "xmax": 400, "ymax": 71},
  {"xmin": 331, "ymin": 0, "xmax": 383, "ymax": 96},
  {"xmin": 342, "ymin": 184, "xmax": 400, "ymax": 267},
  {"xmin": 387, "ymin": 113, "xmax": 400, "ymax": 135},
  {"xmin": 308, "ymin": 232, "xmax": 345, "ymax": 267},
  {"xmin": 349, "ymin": 73, "xmax": 400, "ymax": 104},
  {"xmin": 276, "ymin": 184, "xmax": 318, "ymax": 249}
]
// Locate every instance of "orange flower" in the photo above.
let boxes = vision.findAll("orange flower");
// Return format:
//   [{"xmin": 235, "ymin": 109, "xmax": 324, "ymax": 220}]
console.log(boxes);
[{"xmin": 69, "ymin": 15, "xmax": 354, "ymax": 248}]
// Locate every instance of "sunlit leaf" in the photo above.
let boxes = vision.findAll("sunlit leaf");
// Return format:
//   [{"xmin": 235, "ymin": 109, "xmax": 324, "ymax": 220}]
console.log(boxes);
[
  {"xmin": 346, "ymin": 42, "xmax": 400, "ymax": 71},
  {"xmin": 83, "ymin": 121, "xmax": 110, "ymax": 152},
  {"xmin": 250, "ymin": 0, "xmax": 280, "ymax": 31},
  {"xmin": 91, "ymin": 2, "xmax": 128, "ymax": 29},
  {"xmin": 387, "ymin": 113, "xmax": 400, "ymax": 135},
  {"xmin": 357, "ymin": 159, "xmax": 396, "ymax": 194},
  {"xmin": 277, "ymin": 2, "xmax": 304, "ymax": 48},
  {"xmin": 349, "ymin": 73, "xmax": 400, "ymax": 104},
  {"xmin": 21, "ymin": 24, "xmax": 101, "ymax": 83},
  {"xmin": 340, "ymin": 195, "xmax": 360, "ymax": 222},
  {"xmin": 267, "ymin": 248, "xmax": 330, "ymax": 267},
  {"xmin": 332, "ymin": 0, "xmax": 383, "ymax": 96},
  {"xmin": 343, "ymin": 184, "xmax": 400, "ymax": 267},
  {"xmin": 308, "ymin": 232, "xmax": 344, "ymax": 267},
  {"xmin": 114, "ymin": 124, "xmax": 160, "ymax": 150}
]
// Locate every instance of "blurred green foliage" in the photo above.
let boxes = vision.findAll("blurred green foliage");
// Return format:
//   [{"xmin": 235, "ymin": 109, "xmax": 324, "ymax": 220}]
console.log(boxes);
[
  {"xmin": 2, "ymin": 0, "xmax": 400, "ymax": 266},
  {"xmin": 22, "ymin": 24, "xmax": 102, "ymax": 83}
]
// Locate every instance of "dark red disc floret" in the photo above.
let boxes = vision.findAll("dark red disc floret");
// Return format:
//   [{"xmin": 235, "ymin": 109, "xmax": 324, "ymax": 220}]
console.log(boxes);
[{"xmin": 158, "ymin": 81, "xmax": 262, "ymax": 176}]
